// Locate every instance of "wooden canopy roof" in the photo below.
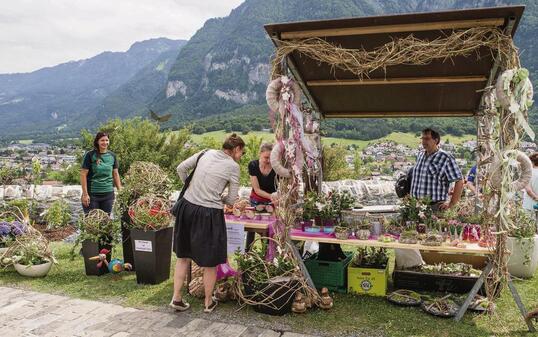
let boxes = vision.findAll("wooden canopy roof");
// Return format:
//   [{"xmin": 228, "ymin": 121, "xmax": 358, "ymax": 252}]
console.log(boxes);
[{"xmin": 264, "ymin": 6, "xmax": 525, "ymax": 118}]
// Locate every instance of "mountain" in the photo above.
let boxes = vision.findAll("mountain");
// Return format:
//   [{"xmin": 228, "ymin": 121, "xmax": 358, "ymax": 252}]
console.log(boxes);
[
  {"xmin": 0, "ymin": 38, "xmax": 186, "ymax": 138},
  {"xmin": 1, "ymin": 1, "xmax": 537, "ymax": 141},
  {"xmin": 152, "ymin": 0, "xmax": 538, "ymax": 137}
]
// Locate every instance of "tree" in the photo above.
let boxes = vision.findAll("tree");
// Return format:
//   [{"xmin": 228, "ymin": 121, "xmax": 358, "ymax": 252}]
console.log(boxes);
[{"xmin": 322, "ymin": 145, "xmax": 354, "ymax": 181}]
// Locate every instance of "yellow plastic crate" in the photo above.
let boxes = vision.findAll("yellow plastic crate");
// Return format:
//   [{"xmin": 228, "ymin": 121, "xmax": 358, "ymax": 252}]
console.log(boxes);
[{"xmin": 347, "ymin": 265, "xmax": 388, "ymax": 296}]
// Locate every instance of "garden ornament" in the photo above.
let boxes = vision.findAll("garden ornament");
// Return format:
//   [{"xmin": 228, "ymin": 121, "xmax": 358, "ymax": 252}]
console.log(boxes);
[
  {"xmin": 319, "ymin": 287, "xmax": 333, "ymax": 310},
  {"xmin": 291, "ymin": 292, "xmax": 307, "ymax": 313},
  {"xmin": 89, "ymin": 249, "xmax": 132, "ymax": 273}
]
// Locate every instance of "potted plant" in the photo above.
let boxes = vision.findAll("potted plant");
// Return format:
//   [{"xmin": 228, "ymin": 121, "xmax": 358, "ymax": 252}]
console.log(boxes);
[
  {"xmin": 301, "ymin": 192, "xmax": 318, "ymax": 230},
  {"xmin": 128, "ymin": 194, "xmax": 173, "ymax": 284},
  {"xmin": 399, "ymin": 229, "xmax": 419, "ymax": 244},
  {"xmin": 74, "ymin": 209, "xmax": 119, "ymax": 276},
  {"xmin": 507, "ymin": 209, "xmax": 538, "ymax": 278},
  {"xmin": 235, "ymin": 239, "xmax": 301, "ymax": 315},
  {"xmin": 1, "ymin": 226, "xmax": 56, "ymax": 277},
  {"xmin": 115, "ymin": 161, "xmax": 172, "ymax": 270}
]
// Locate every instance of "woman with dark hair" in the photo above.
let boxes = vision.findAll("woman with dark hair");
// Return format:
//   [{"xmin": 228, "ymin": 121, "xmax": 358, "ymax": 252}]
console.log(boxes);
[
  {"xmin": 170, "ymin": 133, "xmax": 244, "ymax": 314},
  {"xmin": 248, "ymin": 142, "xmax": 277, "ymax": 206},
  {"xmin": 80, "ymin": 132, "xmax": 122, "ymax": 214}
]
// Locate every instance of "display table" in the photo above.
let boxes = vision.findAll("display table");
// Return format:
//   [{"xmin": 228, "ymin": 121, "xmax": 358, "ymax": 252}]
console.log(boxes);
[
  {"xmin": 290, "ymin": 228, "xmax": 495, "ymax": 322},
  {"xmin": 290, "ymin": 229, "xmax": 492, "ymax": 255}
]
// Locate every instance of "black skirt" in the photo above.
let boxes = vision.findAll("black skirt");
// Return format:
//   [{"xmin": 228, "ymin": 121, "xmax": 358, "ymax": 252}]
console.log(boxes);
[{"xmin": 173, "ymin": 198, "xmax": 227, "ymax": 267}]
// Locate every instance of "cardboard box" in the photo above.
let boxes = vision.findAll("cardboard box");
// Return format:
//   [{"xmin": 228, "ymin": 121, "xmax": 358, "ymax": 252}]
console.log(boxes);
[{"xmin": 348, "ymin": 265, "xmax": 388, "ymax": 296}]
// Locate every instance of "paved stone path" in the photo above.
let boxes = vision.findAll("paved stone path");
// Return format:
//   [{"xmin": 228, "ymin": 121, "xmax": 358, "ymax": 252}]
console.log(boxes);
[{"xmin": 0, "ymin": 287, "xmax": 316, "ymax": 337}]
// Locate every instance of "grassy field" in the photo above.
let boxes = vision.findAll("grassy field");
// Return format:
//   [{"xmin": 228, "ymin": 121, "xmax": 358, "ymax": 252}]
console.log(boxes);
[
  {"xmin": 188, "ymin": 130, "xmax": 476, "ymax": 151},
  {"xmin": 0, "ymin": 242, "xmax": 536, "ymax": 337}
]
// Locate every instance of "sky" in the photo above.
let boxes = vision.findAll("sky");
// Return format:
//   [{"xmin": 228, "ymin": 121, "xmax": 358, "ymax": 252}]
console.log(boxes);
[{"xmin": 0, "ymin": 0, "xmax": 244, "ymax": 74}]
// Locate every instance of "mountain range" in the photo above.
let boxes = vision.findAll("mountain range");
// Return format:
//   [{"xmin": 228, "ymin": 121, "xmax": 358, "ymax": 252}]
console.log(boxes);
[{"xmin": 0, "ymin": 0, "xmax": 537, "ymax": 141}]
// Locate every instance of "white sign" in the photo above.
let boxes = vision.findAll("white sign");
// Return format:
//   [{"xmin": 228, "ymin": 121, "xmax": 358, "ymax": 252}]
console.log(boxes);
[
  {"xmin": 226, "ymin": 222, "xmax": 245, "ymax": 254},
  {"xmin": 134, "ymin": 240, "xmax": 153, "ymax": 252}
]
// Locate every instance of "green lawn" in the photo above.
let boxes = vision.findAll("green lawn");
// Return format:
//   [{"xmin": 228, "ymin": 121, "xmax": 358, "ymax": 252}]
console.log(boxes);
[
  {"xmin": 187, "ymin": 130, "xmax": 476, "ymax": 151},
  {"xmin": 0, "ymin": 242, "xmax": 536, "ymax": 337}
]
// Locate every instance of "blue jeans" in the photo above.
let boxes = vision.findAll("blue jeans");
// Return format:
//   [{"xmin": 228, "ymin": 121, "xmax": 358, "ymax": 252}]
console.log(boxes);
[{"xmin": 83, "ymin": 192, "xmax": 115, "ymax": 215}]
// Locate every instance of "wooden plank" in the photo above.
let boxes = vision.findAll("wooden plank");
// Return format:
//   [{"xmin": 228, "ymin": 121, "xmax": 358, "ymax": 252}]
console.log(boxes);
[
  {"xmin": 454, "ymin": 261, "xmax": 493, "ymax": 321},
  {"xmin": 290, "ymin": 234, "xmax": 494, "ymax": 255},
  {"xmin": 307, "ymin": 76, "xmax": 487, "ymax": 87},
  {"xmin": 281, "ymin": 18, "xmax": 505, "ymax": 39},
  {"xmin": 323, "ymin": 111, "xmax": 475, "ymax": 118}
]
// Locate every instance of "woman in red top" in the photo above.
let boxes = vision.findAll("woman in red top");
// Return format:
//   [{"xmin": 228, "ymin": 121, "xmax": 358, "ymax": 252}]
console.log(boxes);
[{"xmin": 248, "ymin": 143, "xmax": 277, "ymax": 206}]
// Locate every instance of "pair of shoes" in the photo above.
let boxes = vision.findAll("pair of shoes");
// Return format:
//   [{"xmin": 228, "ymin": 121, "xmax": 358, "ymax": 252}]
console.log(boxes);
[
  {"xmin": 204, "ymin": 299, "xmax": 218, "ymax": 313},
  {"xmin": 169, "ymin": 299, "xmax": 190, "ymax": 311}
]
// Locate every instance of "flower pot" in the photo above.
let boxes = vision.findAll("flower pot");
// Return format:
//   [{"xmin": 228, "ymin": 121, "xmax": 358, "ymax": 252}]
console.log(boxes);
[
  {"xmin": 370, "ymin": 221, "xmax": 384, "ymax": 236},
  {"xmin": 81, "ymin": 240, "xmax": 112, "ymax": 276},
  {"xmin": 322, "ymin": 219, "xmax": 335, "ymax": 227},
  {"xmin": 357, "ymin": 229, "xmax": 370, "ymax": 240},
  {"xmin": 507, "ymin": 235, "xmax": 538, "ymax": 278},
  {"xmin": 121, "ymin": 211, "xmax": 136, "ymax": 271},
  {"xmin": 14, "ymin": 261, "xmax": 52, "ymax": 277},
  {"xmin": 131, "ymin": 227, "xmax": 173, "ymax": 285},
  {"xmin": 243, "ymin": 275, "xmax": 300, "ymax": 316},
  {"xmin": 301, "ymin": 220, "xmax": 313, "ymax": 231},
  {"xmin": 335, "ymin": 227, "xmax": 349, "ymax": 240}
]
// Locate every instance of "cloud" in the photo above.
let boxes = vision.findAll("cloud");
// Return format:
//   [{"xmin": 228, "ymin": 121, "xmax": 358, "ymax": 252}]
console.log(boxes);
[{"xmin": 0, "ymin": 0, "xmax": 244, "ymax": 74}]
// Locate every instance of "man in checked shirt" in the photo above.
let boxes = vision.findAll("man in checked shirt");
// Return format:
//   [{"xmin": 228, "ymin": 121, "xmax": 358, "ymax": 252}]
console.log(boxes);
[{"xmin": 411, "ymin": 128, "xmax": 464, "ymax": 211}]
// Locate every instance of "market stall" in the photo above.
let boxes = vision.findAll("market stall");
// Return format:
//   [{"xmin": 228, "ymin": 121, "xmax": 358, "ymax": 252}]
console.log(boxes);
[{"xmin": 253, "ymin": 5, "xmax": 536, "ymax": 329}]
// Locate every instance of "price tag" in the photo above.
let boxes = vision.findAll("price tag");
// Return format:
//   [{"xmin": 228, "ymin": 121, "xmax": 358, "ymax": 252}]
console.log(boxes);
[{"xmin": 134, "ymin": 240, "xmax": 153, "ymax": 252}]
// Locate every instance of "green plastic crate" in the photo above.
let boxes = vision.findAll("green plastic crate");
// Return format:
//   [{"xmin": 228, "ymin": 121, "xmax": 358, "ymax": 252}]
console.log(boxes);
[{"xmin": 304, "ymin": 252, "xmax": 353, "ymax": 293}]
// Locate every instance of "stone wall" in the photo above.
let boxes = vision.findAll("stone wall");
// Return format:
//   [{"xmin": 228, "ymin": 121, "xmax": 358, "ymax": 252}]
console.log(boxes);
[{"xmin": 0, "ymin": 179, "xmax": 399, "ymax": 222}]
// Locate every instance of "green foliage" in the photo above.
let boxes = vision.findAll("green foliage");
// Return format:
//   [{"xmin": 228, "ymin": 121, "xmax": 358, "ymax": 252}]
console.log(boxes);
[
  {"xmin": 0, "ymin": 166, "xmax": 23, "ymax": 185},
  {"xmin": 509, "ymin": 208, "xmax": 536, "ymax": 239},
  {"xmin": 31, "ymin": 158, "xmax": 42, "ymax": 185},
  {"xmin": 322, "ymin": 144, "xmax": 354, "ymax": 181},
  {"xmin": 43, "ymin": 200, "xmax": 71, "ymax": 229},
  {"xmin": 45, "ymin": 164, "xmax": 80, "ymax": 185},
  {"xmin": 238, "ymin": 135, "xmax": 264, "ymax": 186},
  {"xmin": 352, "ymin": 247, "xmax": 388, "ymax": 268},
  {"xmin": 72, "ymin": 209, "xmax": 120, "ymax": 257}
]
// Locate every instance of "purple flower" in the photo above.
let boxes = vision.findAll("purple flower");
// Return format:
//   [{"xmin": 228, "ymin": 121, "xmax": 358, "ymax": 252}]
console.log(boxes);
[
  {"xmin": 0, "ymin": 222, "xmax": 10, "ymax": 236},
  {"xmin": 11, "ymin": 221, "xmax": 26, "ymax": 236}
]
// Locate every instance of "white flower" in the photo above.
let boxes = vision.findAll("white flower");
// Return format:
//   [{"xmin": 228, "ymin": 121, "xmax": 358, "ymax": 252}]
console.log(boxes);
[
  {"xmin": 281, "ymin": 76, "xmax": 290, "ymax": 85},
  {"xmin": 282, "ymin": 92, "xmax": 291, "ymax": 101},
  {"xmin": 273, "ymin": 257, "xmax": 279, "ymax": 267}
]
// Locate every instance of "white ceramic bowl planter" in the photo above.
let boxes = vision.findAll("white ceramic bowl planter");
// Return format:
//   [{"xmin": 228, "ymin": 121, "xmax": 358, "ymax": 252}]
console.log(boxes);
[
  {"xmin": 14, "ymin": 261, "xmax": 53, "ymax": 277},
  {"xmin": 507, "ymin": 235, "xmax": 538, "ymax": 279}
]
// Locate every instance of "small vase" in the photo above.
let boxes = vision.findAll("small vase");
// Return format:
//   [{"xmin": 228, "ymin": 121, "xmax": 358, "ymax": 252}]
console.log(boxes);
[{"xmin": 301, "ymin": 220, "xmax": 313, "ymax": 231}]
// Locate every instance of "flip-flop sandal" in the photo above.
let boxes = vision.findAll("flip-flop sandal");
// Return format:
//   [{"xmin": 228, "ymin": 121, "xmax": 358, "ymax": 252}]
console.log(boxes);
[
  {"xmin": 169, "ymin": 299, "xmax": 190, "ymax": 311},
  {"xmin": 204, "ymin": 300, "xmax": 218, "ymax": 313}
]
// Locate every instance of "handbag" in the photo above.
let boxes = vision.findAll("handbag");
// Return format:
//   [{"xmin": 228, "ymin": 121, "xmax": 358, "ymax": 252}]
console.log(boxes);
[{"xmin": 170, "ymin": 150, "xmax": 207, "ymax": 217}]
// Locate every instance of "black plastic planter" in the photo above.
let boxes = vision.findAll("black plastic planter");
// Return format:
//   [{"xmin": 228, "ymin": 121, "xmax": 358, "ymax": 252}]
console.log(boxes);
[
  {"xmin": 81, "ymin": 240, "xmax": 112, "ymax": 276},
  {"xmin": 121, "ymin": 211, "xmax": 135, "ymax": 271},
  {"xmin": 130, "ymin": 227, "xmax": 173, "ymax": 285},
  {"xmin": 243, "ymin": 275, "xmax": 300, "ymax": 316}
]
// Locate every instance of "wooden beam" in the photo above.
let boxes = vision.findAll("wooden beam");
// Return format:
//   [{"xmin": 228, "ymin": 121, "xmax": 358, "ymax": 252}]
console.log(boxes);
[
  {"xmin": 281, "ymin": 18, "xmax": 505, "ymax": 39},
  {"xmin": 307, "ymin": 75, "xmax": 487, "ymax": 87},
  {"xmin": 323, "ymin": 111, "xmax": 475, "ymax": 118}
]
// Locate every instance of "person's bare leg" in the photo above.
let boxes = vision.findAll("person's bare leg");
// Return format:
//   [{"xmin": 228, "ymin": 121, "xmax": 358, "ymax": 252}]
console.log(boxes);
[
  {"xmin": 203, "ymin": 266, "xmax": 217, "ymax": 307},
  {"xmin": 173, "ymin": 258, "xmax": 190, "ymax": 301}
]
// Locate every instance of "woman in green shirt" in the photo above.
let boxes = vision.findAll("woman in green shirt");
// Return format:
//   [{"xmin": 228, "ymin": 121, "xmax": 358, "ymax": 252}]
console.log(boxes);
[{"xmin": 80, "ymin": 132, "xmax": 122, "ymax": 214}]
